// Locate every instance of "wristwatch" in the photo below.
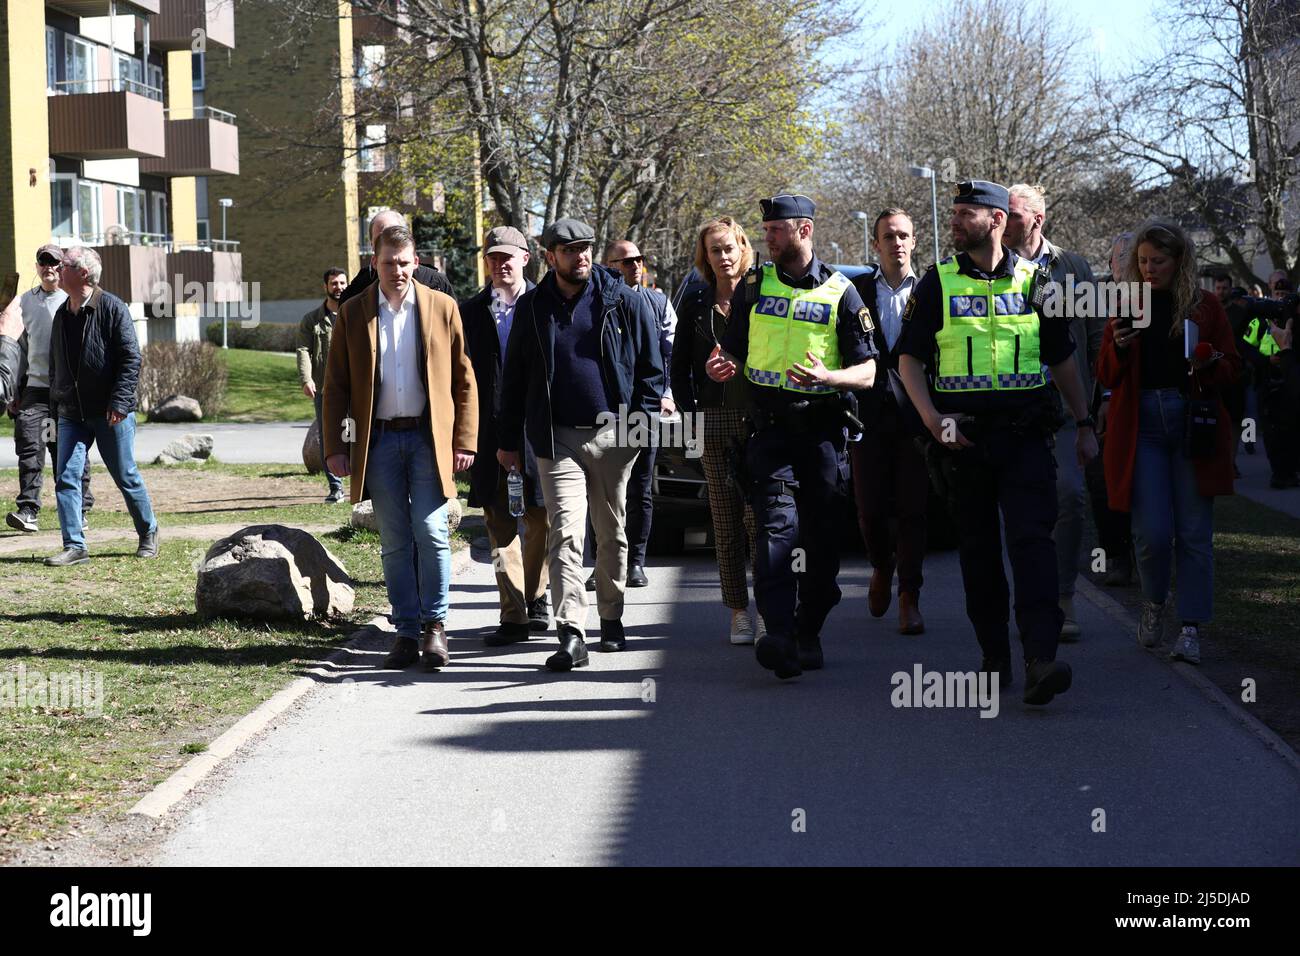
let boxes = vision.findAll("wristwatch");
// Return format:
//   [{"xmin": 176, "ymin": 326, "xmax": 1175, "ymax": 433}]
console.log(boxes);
[{"xmin": 1076, "ymin": 415, "xmax": 1096, "ymax": 430}]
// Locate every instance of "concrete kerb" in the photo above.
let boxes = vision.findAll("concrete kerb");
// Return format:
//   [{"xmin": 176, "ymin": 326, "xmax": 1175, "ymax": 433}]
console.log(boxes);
[
  {"xmin": 1075, "ymin": 574, "xmax": 1300, "ymax": 777},
  {"xmin": 128, "ymin": 545, "xmax": 478, "ymax": 819}
]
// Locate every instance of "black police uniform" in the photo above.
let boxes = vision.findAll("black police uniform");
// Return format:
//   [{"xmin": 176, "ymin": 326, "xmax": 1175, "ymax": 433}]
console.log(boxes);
[
  {"xmin": 896, "ymin": 244, "xmax": 1076, "ymax": 682},
  {"xmin": 719, "ymin": 215, "xmax": 877, "ymax": 678}
]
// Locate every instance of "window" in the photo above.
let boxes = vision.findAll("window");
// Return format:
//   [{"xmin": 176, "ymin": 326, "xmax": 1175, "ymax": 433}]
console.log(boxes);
[
  {"xmin": 192, "ymin": 52, "xmax": 204, "ymax": 91},
  {"xmin": 77, "ymin": 181, "xmax": 102, "ymax": 242},
  {"xmin": 46, "ymin": 27, "xmax": 58, "ymax": 91},
  {"xmin": 116, "ymin": 53, "xmax": 143, "ymax": 95},
  {"xmin": 117, "ymin": 186, "xmax": 146, "ymax": 237},
  {"xmin": 152, "ymin": 192, "xmax": 168, "ymax": 237},
  {"xmin": 357, "ymin": 45, "xmax": 385, "ymax": 89},
  {"xmin": 50, "ymin": 176, "xmax": 75, "ymax": 238},
  {"xmin": 196, "ymin": 219, "xmax": 210, "ymax": 243},
  {"xmin": 64, "ymin": 36, "xmax": 97, "ymax": 94},
  {"xmin": 149, "ymin": 64, "xmax": 164, "ymax": 97},
  {"xmin": 359, "ymin": 124, "xmax": 387, "ymax": 172}
]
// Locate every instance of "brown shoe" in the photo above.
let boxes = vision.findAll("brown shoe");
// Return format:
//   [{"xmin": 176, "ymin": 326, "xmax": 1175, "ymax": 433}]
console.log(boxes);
[
  {"xmin": 382, "ymin": 636, "xmax": 420, "ymax": 669},
  {"xmin": 420, "ymin": 621, "xmax": 450, "ymax": 671},
  {"xmin": 868, "ymin": 565, "xmax": 893, "ymax": 618},
  {"xmin": 898, "ymin": 592, "xmax": 925, "ymax": 635}
]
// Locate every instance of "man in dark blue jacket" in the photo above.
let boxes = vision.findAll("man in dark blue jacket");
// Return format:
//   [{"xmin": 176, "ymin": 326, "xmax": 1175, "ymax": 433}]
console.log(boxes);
[
  {"xmin": 496, "ymin": 218, "xmax": 664, "ymax": 672},
  {"xmin": 45, "ymin": 247, "xmax": 158, "ymax": 567},
  {"xmin": 461, "ymin": 226, "xmax": 550, "ymax": 645}
]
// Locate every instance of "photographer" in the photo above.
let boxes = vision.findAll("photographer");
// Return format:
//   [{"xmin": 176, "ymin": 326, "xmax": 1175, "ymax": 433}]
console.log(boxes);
[
  {"xmin": 1096, "ymin": 220, "xmax": 1241, "ymax": 665},
  {"xmin": 0, "ymin": 297, "xmax": 23, "ymax": 405}
]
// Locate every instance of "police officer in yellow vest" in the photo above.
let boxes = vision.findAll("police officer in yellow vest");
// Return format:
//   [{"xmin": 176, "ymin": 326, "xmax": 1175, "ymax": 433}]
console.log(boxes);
[
  {"xmin": 896, "ymin": 180, "xmax": 1098, "ymax": 706},
  {"xmin": 706, "ymin": 194, "xmax": 879, "ymax": 679},
  {"xmin": 1242, "ymin": 314, "xmax": 1299, "ymax": 487}
]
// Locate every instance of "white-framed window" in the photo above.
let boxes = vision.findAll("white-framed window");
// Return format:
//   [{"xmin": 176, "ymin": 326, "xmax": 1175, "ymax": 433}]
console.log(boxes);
[
  {"xmin": 152, "ymin": 192, "xmax": 168, "ymax": 237},
  {"xmin": 357, "ymin": 44, "xmax": 385, "ymax": 89},
  {"xmin": 46, "ymin": 27, "xmax": 58, "ymax": 91},
  {"xmin": 50, "ymin": 175, "xmax": 75, "ymax": 238},
  {"xmin": 359, "ymin": 124, "xmax": 387, "ymax": 172},
  {"xmin": 64, "ymin": 35, "xmax": 97, "ymax": 94},
  {"xmin": 117, "ymin": 186, "xmax": 146, "ymax": 237},
  {"xmin": 116, "ymin": 53, "xmax": 143, "ymax": 94},
  {"xmin": 77, "ymin": 180, "xmax": 102, "ymax": 242}
]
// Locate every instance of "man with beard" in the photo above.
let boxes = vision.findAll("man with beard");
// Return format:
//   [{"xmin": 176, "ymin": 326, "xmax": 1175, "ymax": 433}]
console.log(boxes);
[
  {"xmin": 896, "ymin": 180, "xmax": 1097, "ymax": 706},
  {"xmin": 707, "ymin": 194, "xmax": 878, "ymax": 680}
]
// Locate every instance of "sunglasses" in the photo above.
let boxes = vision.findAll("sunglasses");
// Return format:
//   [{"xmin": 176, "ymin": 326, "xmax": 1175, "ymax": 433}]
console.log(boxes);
[
  {"xmin": 616, "ymin": 255, "xmax": 645, "ymax": 266},
  {"xmin": 37, "ymin": 256, "xmax": 62, "ymax": 267}
]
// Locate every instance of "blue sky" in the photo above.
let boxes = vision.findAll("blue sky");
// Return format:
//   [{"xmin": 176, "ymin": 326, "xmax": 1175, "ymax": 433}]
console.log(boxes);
[{"xmin": 826, "ymin": 0, "xmax": 1162, "ymax": 76}]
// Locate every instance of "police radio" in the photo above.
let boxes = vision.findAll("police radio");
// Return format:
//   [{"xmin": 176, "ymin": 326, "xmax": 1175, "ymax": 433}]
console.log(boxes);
[{"xmin": 1029, "ymin": 264, "xmax": 1052, "ymax": 312}]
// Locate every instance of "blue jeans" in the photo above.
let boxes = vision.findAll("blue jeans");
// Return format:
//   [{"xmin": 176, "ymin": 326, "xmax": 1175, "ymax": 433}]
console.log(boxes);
[
  {"xmin": 55, "ymin": 414, "xmax": 157, "ymax": 551},
  {"xmin": 366, "ymin": 428, "xmax": 450, "ymax": 637},
  {"xmin": 1131, "ymin": 389, "xmax": 1214, "ymax": 623},
  {"xmin": 313, "ymin": 392, "xmax": 343, "ymax": 493},
  {"xmin": 1052, "ymin": 422, "xmax": 1086, "ymax": 598}
]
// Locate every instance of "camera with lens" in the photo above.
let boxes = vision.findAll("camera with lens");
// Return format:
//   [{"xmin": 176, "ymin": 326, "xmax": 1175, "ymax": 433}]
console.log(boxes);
[{"xmin": 1224, "ymin": 291, "xmax": 1300, "ymax": 327}]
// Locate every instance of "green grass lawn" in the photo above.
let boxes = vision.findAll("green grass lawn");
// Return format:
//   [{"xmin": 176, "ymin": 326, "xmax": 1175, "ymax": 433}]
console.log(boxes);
[
  {"xmin": 214, "ymin": 349, "xmax": 315, "ymax": 423},
  {"xmin": 0, "ymin": 528, "xmax": 387, "ymax": 848}
]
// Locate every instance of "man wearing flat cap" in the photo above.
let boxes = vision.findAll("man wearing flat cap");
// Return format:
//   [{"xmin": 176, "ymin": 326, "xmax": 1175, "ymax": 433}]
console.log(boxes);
[
  {"xmin": 895, "ymin": 179, "xmax": 1098, "ymax": 706},
  {"xmin": 496, "ymin": 218, "xmax": 664, "ymax": 672},
  {"xmin": 460, "ymin": 225, "xmax": 551, "ymax": 645},
  {"xmin": 706, "ymin": 193, "xmax": 879, "ymax": 680}
]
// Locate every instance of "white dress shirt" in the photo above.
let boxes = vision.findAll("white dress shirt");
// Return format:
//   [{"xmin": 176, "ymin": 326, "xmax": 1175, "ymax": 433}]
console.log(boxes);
[
  {"xmin": 374, "ymin": 282, "xmax": 427, "ymax": 420},
  {"xmin": 875, "ymin": 271, "xmax": 916, "ymax": 352}
]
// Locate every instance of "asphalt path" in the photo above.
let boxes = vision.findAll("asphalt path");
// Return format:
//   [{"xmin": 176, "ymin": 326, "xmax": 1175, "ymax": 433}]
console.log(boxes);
[
  {"xmin": 155, "ymin": 539, "xmax": 1300, "ymax": 866},
  {"xmin": 0, "ymin": 421, "xmax": 310, "ymax": 468}
]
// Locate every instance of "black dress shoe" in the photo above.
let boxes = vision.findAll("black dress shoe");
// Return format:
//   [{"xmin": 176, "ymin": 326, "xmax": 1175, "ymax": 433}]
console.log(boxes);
[
  {"xmin": 485, "ymin": 621, "xmax": 532, "ymax": 646},
  {"xmin": 1023, "ymin": 658, "xmax": 1072, "ymax": 705},
  {"xmin": 755, "ymin": 632, "xmax": 801, "ymax": 680},
  {"xmin": 545, "ymin": 628, "xmax": 589, "ymax": 672},
  {"xmin": 598, "ymin": 618, "xmax": 626, "ymax": 652},
  {"xmin": 626, "ymin": 565, "xmax": 648, "ymax": 587},
  {"xmin": 585, "ymin": 572, "xmax": 597, "ymax": 592},
  {"xmin": 44, "ymin": 547, "xmax": 89, "ymax": 567},
  {"xmin": 980, "ymin": 656, "xmax": 1013, "ymax": 690},
  {"xmin": 526, "ymin": 597, "xmax": 550, "ymax": 632},
  {"xmin": 796, "ymin": 633, "xmax": 823, "ymax": 670},
  {"xmin": 383, "ymin": 636, "xmax": 420, "ymax": 669}
]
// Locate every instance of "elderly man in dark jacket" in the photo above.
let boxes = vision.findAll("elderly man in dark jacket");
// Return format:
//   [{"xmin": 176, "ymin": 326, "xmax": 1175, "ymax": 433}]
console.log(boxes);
[
  {"xmin": 461, "ymin": 226, "xmax": 550, "ymax": 644},
  {"xmin": 45, "ymin": 247, "xmax": 158, "ymax": 567},
  {"xmin": 496, "ymin": 218, "xmax": 664, "ymax": 672},
  {"xmin": 338, "ymin": 209, "xmax": 454, "ymax": 305}
]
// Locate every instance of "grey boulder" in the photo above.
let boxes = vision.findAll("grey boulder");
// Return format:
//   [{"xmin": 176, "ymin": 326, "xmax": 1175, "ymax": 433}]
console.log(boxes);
[
  {"xmin": 196, "ymin": 524, "xmax": 354, "ymax": 622},
  {"xmin": 154, "ymin": 433, "xmax": 214, "ymax": 465},
  {"xmin": 149, "ymin": 394, "xmax": 203, "ymax": 422}
]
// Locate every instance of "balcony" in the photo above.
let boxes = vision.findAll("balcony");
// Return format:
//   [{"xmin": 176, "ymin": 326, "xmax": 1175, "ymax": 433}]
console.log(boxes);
[
  {"xmin": 148, "ymin": 0, "xmax": 235, "ymax": 51},
  {"xmin": 46, "ymin": 0, "xmax": 160, "ymax": 15},
  {"xmin": 85, "ymin": 233, "xmax": 169, "ymax": 305},
  {"xmin": 48, "ymin": 79, "xmax": 165, "ymax": 160},
  {"xmin": 140, "ymin": 106, "xmax": 239, "ymax": 177},
  {"xmin": 167, "ymin": 243, "xmax": 243, "ymax": 303}
]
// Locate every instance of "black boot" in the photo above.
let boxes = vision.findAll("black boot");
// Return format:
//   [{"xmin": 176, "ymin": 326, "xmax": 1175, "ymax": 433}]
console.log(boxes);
[
  {"xmin": 598, "ymin": 618, "xmax": 626, "ymax": 652},
  {"xmin": 545, "ymin": 626, "xmax": 589, "ymax": 672}
]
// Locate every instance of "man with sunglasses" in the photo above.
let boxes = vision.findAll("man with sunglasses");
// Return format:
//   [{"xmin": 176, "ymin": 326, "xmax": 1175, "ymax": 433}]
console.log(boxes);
[
  {"xmin": 583, "ymin": 238, "xmax": 677, "ymax": 589},
  {"xmin": 6, "ymin": 245, "xmax": 93, "ymax": 534},
  {"xmin": 496, "ymin": 219, "xmax": 664, "ymax": 672}
]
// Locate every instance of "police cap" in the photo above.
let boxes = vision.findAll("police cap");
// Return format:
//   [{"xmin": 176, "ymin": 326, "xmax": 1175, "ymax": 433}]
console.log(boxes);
[
  {"xmin": 760, "ymin": 194, "xmax": 816, "ymax": 222},
  {"xmin": 952, "ymin": 180, "xmax": 1009, "ymax": 213}
]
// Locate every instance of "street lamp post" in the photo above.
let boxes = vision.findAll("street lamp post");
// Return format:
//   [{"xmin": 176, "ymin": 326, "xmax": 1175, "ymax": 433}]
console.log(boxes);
[
  {"xmin": 829, "ymin": 240, "xmax": 843, "ymax": 263},
  {"xmin": 851, "ymin": 210, "xmax": 870, "ymax": 265},
  {"xmin": 218, "ymin": 198, "xmax": 233, "ymax": 349},
  {"xmin": 907, "ymin": 166, "xmax": 940, "ymax": 269}
]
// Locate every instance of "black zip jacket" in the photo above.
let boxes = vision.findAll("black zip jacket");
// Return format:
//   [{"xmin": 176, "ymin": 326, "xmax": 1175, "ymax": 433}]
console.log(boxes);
[
  {"xmin": 48, "ymin": 287, "xmax": 142, "ymax": 420},
  {"xmin": 498, "ymin": 265, "xmax": 664, "ymax": 459}
]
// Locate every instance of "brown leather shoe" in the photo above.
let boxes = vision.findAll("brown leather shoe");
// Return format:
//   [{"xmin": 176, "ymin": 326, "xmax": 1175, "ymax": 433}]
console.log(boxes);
[
  {"xmin": 420, "ymin": 621, "xmax": 450, "ymax": 671},
  {"xmin": 898, "ymin": 592, "xmax": 925, "ymax": 635},
  {"xmin": 868, "ymin": 565, "xmax": 893, "ymax": 618}
]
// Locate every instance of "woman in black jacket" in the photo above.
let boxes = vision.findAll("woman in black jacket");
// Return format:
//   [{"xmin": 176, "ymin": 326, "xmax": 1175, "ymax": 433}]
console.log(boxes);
[{"xmin": 671, "ymin": 217, "xmax": 760, "ymax": 644}]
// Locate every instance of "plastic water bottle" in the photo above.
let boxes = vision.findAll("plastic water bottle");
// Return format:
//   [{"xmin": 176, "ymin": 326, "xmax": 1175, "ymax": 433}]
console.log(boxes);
[{"xmin": 507, "ymin": 467, "xmax": 525, "ymax": 517}]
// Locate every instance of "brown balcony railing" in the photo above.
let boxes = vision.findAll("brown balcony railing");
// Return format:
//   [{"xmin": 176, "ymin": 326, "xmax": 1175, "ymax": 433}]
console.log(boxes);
[
  {"xmin": 47, "ymin": 80, "xmax": 165, "ymax": 159},
  {"xmin": 139, "ymin": 106, "xmax": 240, "ymax": 177},
  {"xmin": 148, "ymin": 0, "xmax": 235, "ymax": 51}
]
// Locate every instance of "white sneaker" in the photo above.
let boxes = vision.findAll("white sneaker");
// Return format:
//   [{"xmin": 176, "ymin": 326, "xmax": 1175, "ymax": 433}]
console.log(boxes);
[
  {"xmin": 729, "ymin": 609, "xmax": 755, "ymax": 645},
  {"xmin": 1138, "ymin": 600, "xmax": 1165, "ymax": 648},
  {"xmin": 1170, "ymin": 625, "xmax": 1201, "ymax": 664}
]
